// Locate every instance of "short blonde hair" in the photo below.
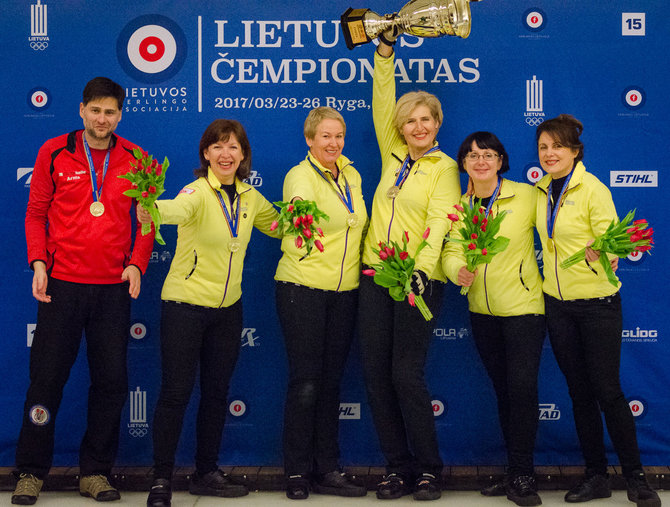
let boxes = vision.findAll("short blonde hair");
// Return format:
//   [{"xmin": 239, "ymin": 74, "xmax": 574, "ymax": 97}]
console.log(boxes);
[
  {"xmin": 394, "ymin": 91, "xmax": 443, "ymax": 141},
  {"xmin": 304, "ymin": 106, "xmax": 346, "ymax": 139}
]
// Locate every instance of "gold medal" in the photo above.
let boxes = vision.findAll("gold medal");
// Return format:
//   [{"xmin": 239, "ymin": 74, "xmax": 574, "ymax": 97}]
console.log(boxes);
[
  {"xmin": 90, "ymin": 201, "xmax": 105, "ymax": 217},
  {"xmin": 347, "ymin": 213, "xmax": 359, "ymax": 228},
  {"xmin": 547, "ymin": 238, "xmax": 554, "ymax": 253},
  {"xmin": 229, "ymin": 238, "xmax": 241, "ymax": 252},
  {"xmin": 386, "ymin": 186, "xmax": 400, "ymax": 199}
]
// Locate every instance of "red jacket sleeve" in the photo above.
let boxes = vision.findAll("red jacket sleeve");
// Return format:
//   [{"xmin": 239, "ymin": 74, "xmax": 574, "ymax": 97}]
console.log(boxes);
[{"xmin": 25, "ymin": 139, "xmax": 58, "ymax": 269}]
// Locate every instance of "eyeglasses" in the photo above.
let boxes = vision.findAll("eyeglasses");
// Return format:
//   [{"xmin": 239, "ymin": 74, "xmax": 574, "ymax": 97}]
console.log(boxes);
[{"xmin": 466, "ymin": 152, "xmax": 500, "ymax": 161}]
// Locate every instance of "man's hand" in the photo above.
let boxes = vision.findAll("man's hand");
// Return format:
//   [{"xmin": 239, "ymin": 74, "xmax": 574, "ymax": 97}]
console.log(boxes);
[
  {"xmin": 122, "ymin": 265, "xmax": 142, "ymax": 299},
  {"xmin": 32, "ymin": 261, "xmax": 51, "ymax": 303}
]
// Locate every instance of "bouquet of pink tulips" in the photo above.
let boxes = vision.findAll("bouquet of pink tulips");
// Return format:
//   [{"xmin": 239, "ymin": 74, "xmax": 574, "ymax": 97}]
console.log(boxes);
[
  {"xmin": 445, "ymin": 200, "xmax": 510, "ymax": 295},
  {"xmin": 271, "ymin": 200, "xmax": 329, "ymax": 256},
  {"xmin": 363, "ymin": 228, "xmax": 433, "ymax": 321},
  {"xmin": 561, "ymin": 209, "xmax": 654, "ymax": 287},
  {"xmin": 118, "ymin": 148, "xmax": 169, "ymax": 245}
]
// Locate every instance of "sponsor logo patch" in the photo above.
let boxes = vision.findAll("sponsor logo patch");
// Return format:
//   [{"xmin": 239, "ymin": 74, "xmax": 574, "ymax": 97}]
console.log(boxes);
[{"xmin": 30, "ymin": 405, "xmax": 50, "ymax": 425}]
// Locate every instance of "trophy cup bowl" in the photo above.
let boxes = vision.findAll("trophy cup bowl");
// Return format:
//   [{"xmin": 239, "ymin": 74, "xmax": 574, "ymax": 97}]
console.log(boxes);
[{"xmin": 341, "ymin": 0, "xmax": 482, "ymax": 50}]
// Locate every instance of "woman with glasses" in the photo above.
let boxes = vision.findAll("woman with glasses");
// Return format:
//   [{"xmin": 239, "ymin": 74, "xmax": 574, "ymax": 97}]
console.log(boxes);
[
  {"xmin": 442, "ymin": 131, "xmax": 545, "ymax": 507},
  {"xmin": 534, "ymin": 114, "xmax": 660, "ymax": 507}
]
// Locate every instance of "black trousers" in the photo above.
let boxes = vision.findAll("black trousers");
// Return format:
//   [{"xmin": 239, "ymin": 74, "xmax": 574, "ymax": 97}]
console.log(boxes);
[
  {"xmin": 276, "ymin": 282, "xmax": 358, "ymax": 476},
  {"xmin": 15, "ymin": 278, "xmax": 130, "ymax": 479},
  {"xmin": 358, "ymin": 274, "xmax": 444, "ymax": 479},
  {"xmin": 544, "ymin": 292, "xmax": 642, "ymax": 476},
  {"xmin": 152, "ymin": 300, "xmax": 242, "ymax": 479},
  {"xmin": 470, "ymin": 312, "xmax": 545, "ymax": 477}
]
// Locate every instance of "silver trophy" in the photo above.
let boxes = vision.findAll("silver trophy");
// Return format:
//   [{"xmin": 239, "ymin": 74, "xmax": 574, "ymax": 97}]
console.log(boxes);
[{"xmin": 341, "ymin": 0, "xmax": 483, "ymax": 50}]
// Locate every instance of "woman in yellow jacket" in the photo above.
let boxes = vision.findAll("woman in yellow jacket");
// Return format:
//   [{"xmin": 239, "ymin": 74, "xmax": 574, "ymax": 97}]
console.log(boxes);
[
  {"xmin": 275, "ymin": 107, "xmax": 367, "ymax": 500},
  {"xmin": 358, "ymin": 36, "xmax": 460, "ymax": 501},
  {"xmin": 535, "ymin": 114, "xmax": 659, "ymax": 507},
  {"xmin": 442, "ymin": 131, "xmax": 544, "ymax": 507},
  {"xmin": 138, "ymin": 119, "xmax": 281, "ymax": 507}
]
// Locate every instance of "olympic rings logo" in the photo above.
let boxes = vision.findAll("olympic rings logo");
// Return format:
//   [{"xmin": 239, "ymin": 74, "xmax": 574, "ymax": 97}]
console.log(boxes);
[
  {"xmin": 30, "ymin": 42, "xmax": 48, "ymax": 51},
  {"xmin": 525, "ymin": 117, "xmax": 545, "ymax": 126},
  {"xmin": 129, "ymin": 428, "xmax": 148, "ymax": 437}
]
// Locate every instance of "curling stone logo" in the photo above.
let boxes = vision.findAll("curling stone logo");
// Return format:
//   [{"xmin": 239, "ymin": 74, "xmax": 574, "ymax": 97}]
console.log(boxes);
[
  {"xmin": 130, "ymin": 322, "xmax": 147, "ymax": 340},
  {"xmin": 629, "ymin": 399, "xmax": 646, "ymax": 419},
  {"xmin": 523, "ymin": 8, "xmax": 547, "ymax": 32},
  {"xmin": 525, "ymin": 163, "xmax": 544, "ymax": 184},
  {"xmin": 622, "ymin": 86, "xmax": 646, "ymax": 110},
  {"xmin": 117, "ymin": 15, "xmax": 187, "ymax": 83},
  {"xmin": 229, "ymin": 399, "xmax": 247, "ymax": 417},
  {"xmin": 27, "ymin": 87, "xmax": 51, "ymax": 111}
]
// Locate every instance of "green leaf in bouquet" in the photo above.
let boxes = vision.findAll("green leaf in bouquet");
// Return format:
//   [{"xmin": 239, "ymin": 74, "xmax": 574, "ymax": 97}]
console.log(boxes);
[
  {"xmin": 373, "ymin": 271, "xmax": 400, "ymax": 288},
  {"xmin": 118, "ymin": 173, "xmax": 134, "ymax": 182},
  {"xmin": 599, "ymin": 251, "xmax": 619, "ymax": 287},
  {"xmin": 486, "ymin": 236, "xmax": 510, "ymax": 255},
  {"xmin": 560, "ymin": 249, "xmax": 586, "ymax": 269},
  {"xmin": 123, "ymin": 189, "xmax": 142, "ymax": 198},
  {"xmin": 389, "ymin": 285, "xmax": 405, "ymax": 301}
]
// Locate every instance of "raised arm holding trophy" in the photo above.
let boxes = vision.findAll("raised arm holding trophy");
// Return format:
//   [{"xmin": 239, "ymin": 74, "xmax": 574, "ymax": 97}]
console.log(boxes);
[{"xmin": 341, "ymin": 0, "xmax": 483, "ymax": 50}]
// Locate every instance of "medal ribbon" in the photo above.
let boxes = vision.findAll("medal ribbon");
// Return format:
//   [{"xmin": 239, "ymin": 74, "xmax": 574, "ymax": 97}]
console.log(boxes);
[
  {"xmin": 308, "ymin": 156, "xmax": 354, "ymax": 214},
  {"xmin": 546, "ymin": 171, "xmax": 574, "ymax": 240},
  {"xmin": 469, "ymin": 176, "xmax": 502, "ymax": 217},
  {"xmin": 213, "ymin": 185, "xmax": 240, "ymax": 239},
  {"xmin": 82, "ymin": 134, "xmax": 110, "ymax": 205},
  {"xmin": 393, "ymin": 145, "xmax": 440, "ymax": 190}
]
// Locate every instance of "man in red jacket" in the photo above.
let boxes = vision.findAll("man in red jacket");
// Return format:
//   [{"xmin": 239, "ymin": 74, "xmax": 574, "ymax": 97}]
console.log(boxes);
[{"xmin": 12, "ymin": 77, "xmax": 154, "ymax": 505}]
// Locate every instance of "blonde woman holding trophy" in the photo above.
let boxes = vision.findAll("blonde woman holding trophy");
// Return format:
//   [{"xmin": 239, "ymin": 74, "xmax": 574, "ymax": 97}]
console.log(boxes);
[{"xmin": 357, "ymin": 32, "xmax": 460, "ymax": 501}]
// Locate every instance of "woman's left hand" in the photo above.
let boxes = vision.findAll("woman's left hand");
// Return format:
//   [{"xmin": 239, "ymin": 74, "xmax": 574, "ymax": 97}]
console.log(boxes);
[
  {"xmin": 137, "ymin": 203, "xmax": 152, "ymax": 224},
  {"xmin": 610, "ymin": 257, "xmax": 619, "ymax": 272},
  {"xmin": 585, "ymin": 239, "xmax": 600, "ymax": 262}
]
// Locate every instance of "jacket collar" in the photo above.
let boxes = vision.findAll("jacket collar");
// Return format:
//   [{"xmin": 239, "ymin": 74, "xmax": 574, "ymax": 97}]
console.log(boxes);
[
  {"xmin": 206, "ymin": 168, "xmax": 252, "ymax": 194},
  {"xmin": 536, "ymin": 161, "xmax": 585, "ymax": 193},
  {"xmin": 68, "ymin": 130, "xmax": 118, "ymax": 154},
  {"xmin": 391, "ymin": 141, "xmax": 443, "ymax": 164},
  {"xmin": 466, "ymin": 177, "xmax": 515, "ymax": 202},
  {"xmin": 305, "ymin": 152, "xmax": 353, "ymax": 176},
  {"xmin": 496, "ymin": 178, "xmax": 516, "ymax": 201}
]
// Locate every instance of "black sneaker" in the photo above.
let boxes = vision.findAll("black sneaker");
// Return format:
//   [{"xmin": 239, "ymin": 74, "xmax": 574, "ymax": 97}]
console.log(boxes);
[
  {"xmin": 286, "ymin": 474, "xmax": 310, "ymax": 500},
  {"xmin": 506, "ymin": 475, "xmax": 542, "ymax": 506},
  {"xmin": 312, "ymin": 471, "xmax": 367, "ymax": 497},
  {"xmin": 147, "ymin": 478, "xmax": 171, "ymax": 507},
  {"xmin": 626, "ymin": 470, "xmax": 661, "ymax": 507},
  {"xmin": 481, "ymin": 479, "xmax": 507, "ymax": 497},
  {"xmin": 188, "ymin": 469, "xmax": 248, "ymax": 498},
  {"xmin": 413, "ymin": 473, "xmax": 441, "ymax": 501},
  {"xmin": 376, "ymin": 473, "xmax": 412, "ymax": 500},
  {"xmin": 564, "ymin": 473, "xmax": 611, "ymax": 503}
]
